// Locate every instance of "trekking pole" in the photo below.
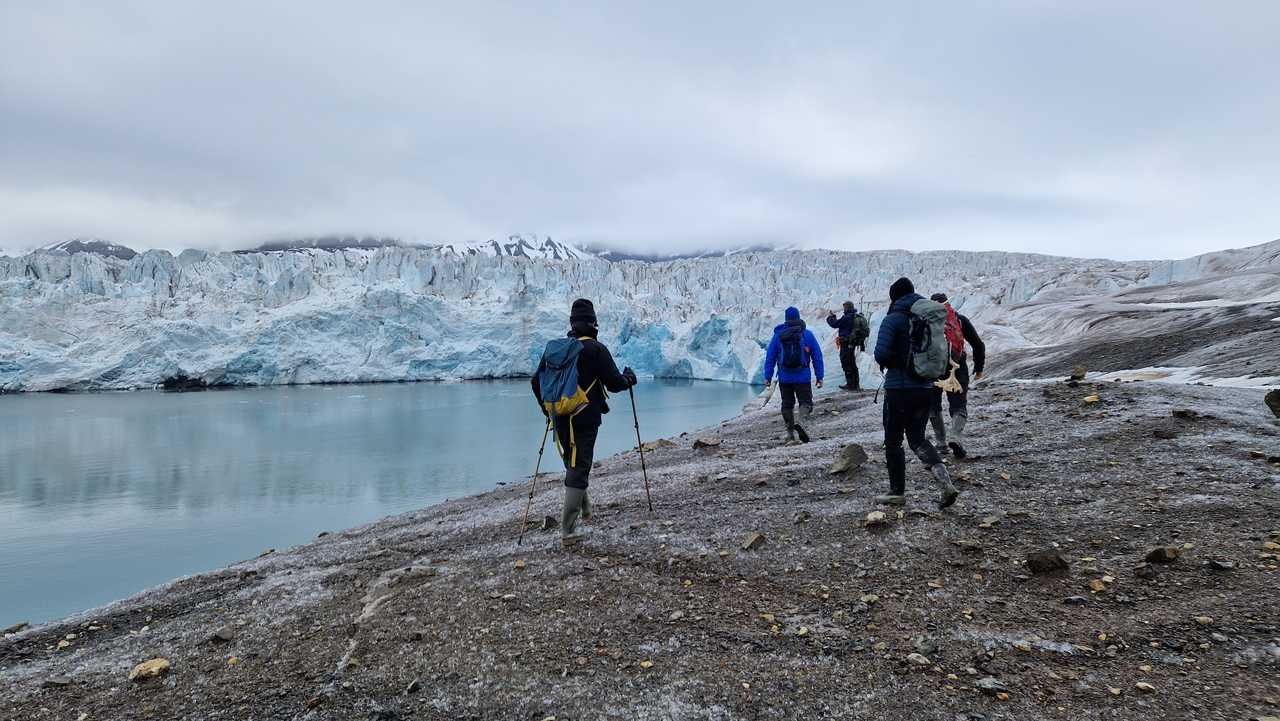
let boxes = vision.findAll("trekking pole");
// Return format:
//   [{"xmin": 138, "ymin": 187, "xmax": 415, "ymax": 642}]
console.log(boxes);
[
  {"xmin": 627, "ymin": 386, "xmax": 656, "ymax": 517},
  {"xmin": 516, "ymin": 418, "xmax": 553, "ymax": 545}
]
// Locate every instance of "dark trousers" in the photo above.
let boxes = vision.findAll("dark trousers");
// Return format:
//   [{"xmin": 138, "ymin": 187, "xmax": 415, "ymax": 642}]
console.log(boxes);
[
  {"xmin": 553, "ymin": 414, "xmax": 599, "ymax": 490},
  {"xmin": 779, "ymin": 382, "xmax": 813, "ymax": 413},
  {"xmin": 883, "ymin": 387, "xmax": 943, "ymax": 494},
  {"xmin": 838, "ymin": 341, "xmax": 860, "ymax": 389},
  {"xmin": 930, "ymin": 354, "xmax": 970, "ymax": 418}
]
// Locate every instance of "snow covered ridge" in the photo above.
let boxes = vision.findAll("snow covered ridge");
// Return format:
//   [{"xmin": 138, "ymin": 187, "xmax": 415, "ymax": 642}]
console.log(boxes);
[{"xmin": 0, "ymin": 240, "xmax": 1277, "ymax": 392}]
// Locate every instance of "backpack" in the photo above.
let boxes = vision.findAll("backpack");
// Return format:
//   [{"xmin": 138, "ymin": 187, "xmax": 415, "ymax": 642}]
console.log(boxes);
[
  {"xmin": 779, "ymin": 326, "xmax": 806, "ymax": 370},
  {"xmin": 942, "ymin": 304, "xmax": 964, "ymax": 356},
  {"xmin": 851, "ymin": 313, "xmax": 870, "ymax": 344},
  {"xmin": 536, "ymin": 338, "xmax": 598, "ymax": 417},
  {"xmin": 906, "ymin": 298, "xmax": 949, "ymax": 381}
]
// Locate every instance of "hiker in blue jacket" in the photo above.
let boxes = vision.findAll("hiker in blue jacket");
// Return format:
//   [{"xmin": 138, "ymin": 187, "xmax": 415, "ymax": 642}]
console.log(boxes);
[
  {"xmin": 873, "ymin": 277, "xmax": 959, "ymax": 508},
  {"xmin": 763, "ymin": 306, "xmax": 824, "ymax": 443}
]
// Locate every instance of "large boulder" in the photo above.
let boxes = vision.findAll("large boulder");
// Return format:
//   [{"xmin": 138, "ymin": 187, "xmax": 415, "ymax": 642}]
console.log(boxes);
[{"xmin": 830, "ymin": 444, "xmax": 869, "ymax": 474}]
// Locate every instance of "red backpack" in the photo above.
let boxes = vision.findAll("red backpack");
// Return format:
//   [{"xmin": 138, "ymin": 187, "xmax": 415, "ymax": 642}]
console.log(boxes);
[{"xmin": 943, "ymin": 304, "xmax": 964, "ymax": 357}]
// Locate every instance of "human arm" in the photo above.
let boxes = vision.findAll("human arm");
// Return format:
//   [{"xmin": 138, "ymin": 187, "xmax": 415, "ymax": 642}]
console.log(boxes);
[
  {"xmin": 807, "ymin": 330, "xmax": 824, "ymax": 384},
  {"xmin": 960, "ymin": 314, "xmax": 985, "ymax": 377},
  {"xmin": 530, "ymin": 355, "xmax": 546, "ymax": 413},
  {"xmin": 763, "ymin": 334, "xmax": 780, "ymax": 385},
  {"xmin": 873, "ymin": 313, "xmax": 899, "ymax": 369},
  {"xmin": 589, "ymin": 342, "xmax": 634, "ymax": 393},
  {"xmin": 826, "ymin": 312, "xmax": 841, "ymax": 329}
]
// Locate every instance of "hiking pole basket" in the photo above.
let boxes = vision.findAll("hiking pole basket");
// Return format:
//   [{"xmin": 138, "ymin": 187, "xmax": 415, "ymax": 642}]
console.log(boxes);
[
  {"xmin": 517, "ymin": 418, "xmax": 553, "ymax": 545},
  {"xmin": 628, "ymin": 385, "xmax": 656, "ymax": 516}
]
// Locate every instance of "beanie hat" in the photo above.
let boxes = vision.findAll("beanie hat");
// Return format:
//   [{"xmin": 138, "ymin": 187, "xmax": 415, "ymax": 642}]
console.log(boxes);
[
  {"xmin": 843, "ymin": 300, "xmax": 855, "ymax": 312},
  {"xmin": 930, "ymin": 292, "xmax": 948, "ymax": 303},
  {"xmin": 889, "ymin": 277, "xmax": 915, "ymax": 302},
  {"xmin": 784, "ymin": 306, "xmax": 801, "ymax": 321},
  {"xmin": 570, "ymin": 298, "xmax": 597, "ymax": 324}
]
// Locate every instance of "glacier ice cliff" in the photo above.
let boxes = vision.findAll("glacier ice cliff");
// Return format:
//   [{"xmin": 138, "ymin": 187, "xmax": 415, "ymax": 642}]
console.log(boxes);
[{"xmin": 1, "ymin": 239, "xmax": 1277, "ymax": 392}]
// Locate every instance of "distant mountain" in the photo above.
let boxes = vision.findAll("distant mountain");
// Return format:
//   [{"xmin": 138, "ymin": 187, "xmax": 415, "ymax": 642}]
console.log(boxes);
[
  {"xmin": 43, "ymin": 238, "xmax": 138, "ymax": 260},
  {"xmin": 581, "ymin": 243, "xmax": 785, "ymax": 263},
  {"xmin": 242, "ymin": 234, "xmax": 588, "ymax": 261}
]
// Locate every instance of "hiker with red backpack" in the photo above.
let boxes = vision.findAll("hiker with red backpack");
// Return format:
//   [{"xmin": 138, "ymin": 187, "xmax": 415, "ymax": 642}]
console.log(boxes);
[
  {"xmin": 871, "ymin": 278, "xmax": 959, "ymax": 509},
  {"xmin": 531, "ymin": 298, "xmax": 638, "ymax": 546},
  {"xmin": 763, "ymin": 306, "xmax": 824, "ymax": 443},
  {"xmin": 927, "ymin": 293, "xmax": 986, "ymax": 459}
]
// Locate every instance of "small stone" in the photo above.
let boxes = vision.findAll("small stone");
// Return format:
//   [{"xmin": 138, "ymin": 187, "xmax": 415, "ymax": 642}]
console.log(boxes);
[
  {"xmin": 975, "ymin": 676, "xmax": 1008, "ymax": 696},
  {"xmin": 1026, "ymin": 550, "xmax": 1070, "ymax": 574},
  {"xmin": 1, "ymin": 621, "xmax": 29, "ymax": 635},
  {"xmin": 128, "ymin": 658, "xmax": 171, "ymax": 682},
  {"xmin": 906, "ymin": 652, "xmax": 931, "ymax": 666},
  {"xmin": 209, "ymin": 626, "xmax": 236, "ymax": 644},
  {"xmin": 1193, "ymin": 615, "xmax": 1213, "ymax": 626},
  {"xmin": 639, "ymin": 660, "xmax": 654, "ymax": 669},
  {"xmin": 1265, "ymin": 389, "xmax": 1280, "ymax": 418},
  {"xmin": 1152, "ymin": 428, "xmax": 1177, "ymax": 440},
  {"xmin": 56, "ymin": 639, "xmax": 71, "ymax": 649},
  {"xmin": 514, "ymin": 559, "xmax": 526, "ymax": 570},
  {"xmin": 540, "ymin": 515, "xmax": 556, "ymax": 531},
  {"xmin": 865, "ymin": 511, "xmax": 889, "ymax": 528},
  {"xmin": 41, "ymin": 676, "xmax": 73, "ymax": 689},
  {"xmin": 405, "ymin": 679, "xmax": 421, "ymax": 695},
  {"xmin": 1134, "ymin": 563, "xmax": 1158, "ymax": 579},
  {"xmin": 1069, "ymin": 365, "xmax": 1087, "ymax": 381},
  {"xmin": 1211, "ymin": 633, "xmax": 1228, "ymax": 643},
  {"xmin": 860, "ymin": 593, "xmax": 879, "ymax": 605},
  {"xmin": 1146, "ymin": 546, "xmax": 1180, "ymax": 563},
  {"xmin": 741, "ymin": 532, "xmax": 767, "ymax": 551},
  {"xmin": 668, "ymin": 610, "xmax": 684, "ymax": 621},
  {"xmin": 1134, "ymin": 682, "xmax": 1156, "ymax": 694},
  {"xmin": 1088, "ymin": 579, "xmax": 1107, "ymax": 593},
  {"xmin": 226, "ymin": 656, "xmax": 239, "ymax": 665},
  {"xmin": 793, "ymin": 510, "xmax": 812, "ymax": 524},
  {"xmin": 692, "ymin": 437, "xmax": 722, "ymax": 449},
  {"xmin": 796, "ymin": 626, "xmax": 810, "ymax": 637},
  {"xmin": 1082, "ymin": 394, "xmax": 1100, "ymax": 404},
  {"xmin": 1108, "ymin": 686, "xmax": 1122, "ymax": 696},
  {"xmin": 830, "ymin": 443, "xmax": 869, "ymax": 474},
  {"xmin": 977, "ymin": 515, "xmax": 1000, "ymax": 529},
  {"xmin": 1170, "ymin": 408, "xmax": 1198, "ymax": 419},
  {"xmin": 1062, "ymin": 596, "xmax": 1088, "ymax": 605},
  {"xmin": 500, "ymin": 594, "xmax": 517, "ymax": 602}
]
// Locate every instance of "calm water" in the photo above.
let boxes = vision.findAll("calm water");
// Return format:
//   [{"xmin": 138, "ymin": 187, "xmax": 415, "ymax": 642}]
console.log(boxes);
[{"xmin": 0, "ymin": 379, "xmax": 756, "ymax": 625}]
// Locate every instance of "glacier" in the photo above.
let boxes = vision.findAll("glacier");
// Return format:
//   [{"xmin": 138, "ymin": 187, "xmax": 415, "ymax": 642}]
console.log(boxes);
[{"xmin": 1, "ymin": 238, "xmax": 1278, "ymax": 392}]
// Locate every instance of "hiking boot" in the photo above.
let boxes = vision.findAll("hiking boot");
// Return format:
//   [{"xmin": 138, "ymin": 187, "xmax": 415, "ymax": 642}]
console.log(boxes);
[
  {"xmin": 579, "ymin": 491, "xmax": 592, "ymax": 522},
  {"xmin": 948, "ymin": 414, "xmax": 968, "ymax": 459},
  {"xmin": 838, "ymin": 384, "xmax": 854, "ymax": 391},
  {"xmin": 794, "ymin": 406, "xmax": 811, "ymax": 443},
  {"xmin": 561, "ymin": 487, "xmax": 586, "ymax": 537},
  {"xmin": 930, "ymin": 463, "xmax": 960, "ymax": 509},
  {"xmin": 561, "ymin": 532, "xmax": 587, "ymax": 548},
  {"xmin": 782, "ymin": 409, "xmax": 796, "ymax": 441},
  {"xmin": 875, "ymin": 494, "xmax": 906, "ymax": 506}
]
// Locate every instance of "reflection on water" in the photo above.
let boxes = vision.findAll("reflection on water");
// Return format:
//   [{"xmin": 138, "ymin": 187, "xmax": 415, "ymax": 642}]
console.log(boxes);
[{"xmin": 0, "ymin": 379, "xmax": 756, "ymax": 624}]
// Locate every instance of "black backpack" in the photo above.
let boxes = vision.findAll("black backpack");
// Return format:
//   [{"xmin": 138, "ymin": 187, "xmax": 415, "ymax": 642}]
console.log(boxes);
[{"xmin": 779, "ymin": 326, "xmax": 806, "ymax": 370}]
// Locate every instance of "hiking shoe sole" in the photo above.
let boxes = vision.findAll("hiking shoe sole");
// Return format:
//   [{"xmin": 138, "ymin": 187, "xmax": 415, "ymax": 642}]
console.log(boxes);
[
  {"xmin": 875, "ymin": 495, "xmax": 906, "ymax": 506},
  {"xmin": 561, "ymin": 534, "xmax": 586, "ymax": 548},
  {"xmin": 948, "ymin": 441, "xmax": 967, "ymax": 459},
  {"xmin": 794, "ymin": 425, "xmax": 810, "ymax": 443}
]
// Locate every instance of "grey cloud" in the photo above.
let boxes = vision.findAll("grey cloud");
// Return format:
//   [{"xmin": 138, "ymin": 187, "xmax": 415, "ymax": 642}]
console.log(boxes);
[{"xmin": 1, "ymin": 1, "xmax": 1277, "ymax": 259}]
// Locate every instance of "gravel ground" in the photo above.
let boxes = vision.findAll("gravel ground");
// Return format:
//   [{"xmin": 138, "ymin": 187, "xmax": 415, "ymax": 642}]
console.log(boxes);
[{"xmin": 2, "ymin": 379, "xmax": 1279, "ymax": 721}]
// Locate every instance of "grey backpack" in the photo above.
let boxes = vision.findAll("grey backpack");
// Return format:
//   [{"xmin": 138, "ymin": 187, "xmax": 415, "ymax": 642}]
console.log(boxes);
[{"xmin": 907, "ymin": 297, "xmax": 949, "ymax": 381}]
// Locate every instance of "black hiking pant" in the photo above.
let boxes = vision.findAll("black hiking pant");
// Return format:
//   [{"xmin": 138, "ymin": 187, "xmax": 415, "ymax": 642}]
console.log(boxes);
[
  {"xmin": 883, "ymin": 387, "xmax": 943, "ymax": 495},
  {"xmin": 930, "ymin": 354, "xmax": 970, "ymax": 418},
  {"xmin": 553, "ymin": 414, "xmax": 600, "ymax": 490},
  {"xmin": 779, "ymin": 382, "xmax": 813, "ymax": 414},
  {"xmin": 838, "ymin": 340, "xmax": 860, "ymax": 389}
]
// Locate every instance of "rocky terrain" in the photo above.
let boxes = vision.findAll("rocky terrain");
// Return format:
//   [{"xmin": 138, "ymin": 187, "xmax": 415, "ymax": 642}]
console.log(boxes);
[{"xmin": 3, "ymin": 378, "xmax": 1278, "ymax": 720}]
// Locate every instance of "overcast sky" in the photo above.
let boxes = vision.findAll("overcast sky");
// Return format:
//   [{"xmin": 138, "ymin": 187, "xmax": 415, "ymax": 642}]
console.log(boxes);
[{"xmin": 2, "ymin": 2, "xmax": 1277, "ymax": 260}]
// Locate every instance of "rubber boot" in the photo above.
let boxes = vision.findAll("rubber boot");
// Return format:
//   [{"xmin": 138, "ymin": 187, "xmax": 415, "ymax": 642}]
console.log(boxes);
[
  {"xmin": 948, "ymin": 414, "xmax": 968, "ymax": 459},
  {"xmin": 929, "ymin": 410, "xmax": 948, "ymax": 453},
  {"xmin": 794, "ymin": 405, "xmax": 812, "ymax": 443},
  {"xmin": 782, "ymin": 409, "xmax": 796, "ymax": 441},
  {"xmin": 561, "ymin": 487, "xmax": 588, "ymax": 546},
  {"xmin": 579, "ymin": 490, "xmax": 592, "ymax": 522},
  {"xmin": 931, "ymin": 463, "xmax": 960, "ymax": 509},
  {"xmin": 878, "ymin": 446, "xmax": 907, "ymax": 505}
]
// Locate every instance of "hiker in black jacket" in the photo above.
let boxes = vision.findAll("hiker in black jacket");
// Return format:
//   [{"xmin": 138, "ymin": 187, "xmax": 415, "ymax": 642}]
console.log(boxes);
[
  {"xmin": 531, "ymin": 298, "xmax": 637, "ymax": 546},
  {"xmin": 927, "ymin": 293, "xmax": 986, "ymax": 459},
  {"xmin": 826, "ymin": 301, "xmax": 868, "ymax": 390}
]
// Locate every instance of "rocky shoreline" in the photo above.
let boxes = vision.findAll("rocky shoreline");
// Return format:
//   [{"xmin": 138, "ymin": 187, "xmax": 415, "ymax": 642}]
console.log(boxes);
[{"xmin": 2, "ymin": 380, "xmax": 1279, "ymax": 720}]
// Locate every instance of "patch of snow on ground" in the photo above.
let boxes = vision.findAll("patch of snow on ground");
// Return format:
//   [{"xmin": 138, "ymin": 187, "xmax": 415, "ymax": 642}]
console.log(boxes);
[
  {"xmin": 1130, "ymin": 290, "xmax": 1280, "ymax": 310},
  {"xmin": 1090, "ymin": 366, "xmax": 1280, "ymax": 389}
]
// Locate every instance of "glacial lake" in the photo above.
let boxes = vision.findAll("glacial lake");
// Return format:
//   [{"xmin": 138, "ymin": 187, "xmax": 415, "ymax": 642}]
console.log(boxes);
[{"xmin": 0, "ymin": 379, "xmax": 758, "ymax": 625}]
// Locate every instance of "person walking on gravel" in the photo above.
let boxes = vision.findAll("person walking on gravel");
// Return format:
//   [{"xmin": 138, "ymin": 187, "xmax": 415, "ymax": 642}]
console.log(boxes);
[
  {"xmin": 926, "ymin": 293, "xmax": 986, "ymax": 459},
  {"xmin": 531, "ymin": 298, "xmax": 637, "ymax": 547},
  {"xmin": 764, "ymin": 306, "xmax": 824, "ymax": 443},
  {"xmin": 872, "ymin": 278, "xmax": 959, "ymax": 509},
  {"xmin": 826, "ymin": 301, "xmax": 870, "ymax": 390}
]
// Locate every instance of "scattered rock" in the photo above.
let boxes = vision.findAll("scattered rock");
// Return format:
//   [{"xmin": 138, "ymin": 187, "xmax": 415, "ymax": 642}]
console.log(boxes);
[
  {"xmin": 1088, "ymin": 579, "xmax": 1108, "ymax": 593},
  {"xmin": 830, "ymin": 443, "xmax": 869, "ymax": 474},
  {"xmin": 793, "ymin": 510, "xmax": 811, "ymax": 524},
  {"xmin": 2, "ymin": 621, "xmax": 29, "ymax": 635},
  {"xmin": 540, "ymin": 515, "xmax": 556, "ymax": 531},
  {"xmin": 1026, "ymin": 550, "xmax": 1070, "ymax": 574},
  {"xmin": 405, "ymin": 679, "xmax": 421, "ymax": 695},
  {"xmin": 1145, "ymin": 546, "xmax": 1180, "ymax": 563},
  {"xmin": 975, "ymin": 677, "xmax": 1008, "ymax": 696},
  {"xmin": 693, "ymin": 437, "xmax": 722, "ymax": 449},
  {"xmin": 1134, "ymin": 681, "xmax": 1156, "ymax": 694},
  {"xmin": 668, "ymin": 610, "xmax": 684, "ymax": 621},
  {"xmin": 639, "ymin": 660, "xmax": 654, "ymax": 669},
  {"xmin": 208, "ymin": 626, "xmax": 236, "ymax": 644},
  {"xmin": 906, "ymin": 652, "xmax": 931, "ymax": 666},
  {"xmin": 1082, "ymin": 394, "xmax": 1100, "ymax": 404},
  {"xmin": 514, "ymin": 559, "xmax": 526, "ymax": 570},
  {"xmin": 1206, "ymin": 559, "xmax": 1236, "ymax": 572},
  {"xmin": 41, "ymin": 676, "xmax": 73, "ymax": 689},
  {"xmin": 1069, "ymin": 365, "xmax": 1087, "ymax": 381},
  {"xmin": 1266, "ymin": 389, "xmax": 1280, "ymax": 418},
  {"xmin": 1134, "ymin": 563, "xmax": 1158, "ymax": 579},
  {"xmin": 1062, "ymin": 596, "xmax": 1088, "ymax": 606},
  {"xmin": 641, "ymin": 438, "xmax": 675, "ymax": 452},
  {"xmin": 741, "ymin": 532, "xmax": 767, "ymax": 551},
  {"xmin": 128, "ymin": 658, "xmax": 171, "ymax": 682},
  {"xmin": 1193, "ymin": 615, "xmax": 1214, "ymax": 626},
  {"xmin": 865, "ymin": 511, "xmax": 889, "ymax": 528}
]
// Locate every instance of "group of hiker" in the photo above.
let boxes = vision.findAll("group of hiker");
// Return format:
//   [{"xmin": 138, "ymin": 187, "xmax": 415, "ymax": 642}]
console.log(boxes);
[{"xmin": 530, "ymin": 277, "xmax": 986, "ymax": 546}]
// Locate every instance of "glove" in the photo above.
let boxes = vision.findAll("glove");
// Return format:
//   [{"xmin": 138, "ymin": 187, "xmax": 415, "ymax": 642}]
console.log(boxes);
[{"xmin": 622, "ymin": 366, "xmax": 638, "ymax": 387}]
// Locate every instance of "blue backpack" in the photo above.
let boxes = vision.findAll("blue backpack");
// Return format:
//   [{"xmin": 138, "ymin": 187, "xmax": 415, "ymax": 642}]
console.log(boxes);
[{"xmin": 537, "ymin": 337, "xmax": 597, "ymax": 417}]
